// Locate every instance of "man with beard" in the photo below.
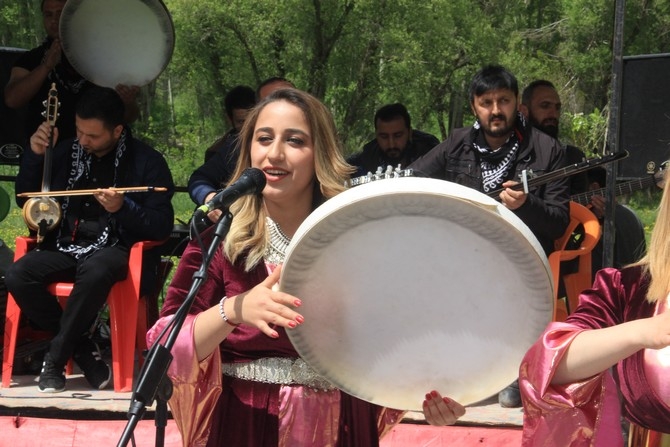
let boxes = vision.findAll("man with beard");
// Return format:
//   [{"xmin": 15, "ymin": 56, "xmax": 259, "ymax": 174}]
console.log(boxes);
[
  {"xmin": 5, "ymin": 86, "xmax": 174, "ymax": 393},
  {"xmin": 409, "ymin": 65, "xmax": 570, "ymax": 409},
  {"xmin": 519, "ymin": 79, "xmax": 588, "ymax": 194},
  {"xmin": 410, "ymin": 66, "xmax": 569, "ymax": 254},
  {"xmin": 347, "ymin": 103, "xmax": 439, "ymax": 177}
]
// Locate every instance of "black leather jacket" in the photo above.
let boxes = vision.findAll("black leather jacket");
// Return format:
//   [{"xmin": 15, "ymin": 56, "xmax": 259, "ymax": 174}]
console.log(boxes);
[{"xmin": 409, "ymin": 126, "xmax": 570, "ymax": 254}]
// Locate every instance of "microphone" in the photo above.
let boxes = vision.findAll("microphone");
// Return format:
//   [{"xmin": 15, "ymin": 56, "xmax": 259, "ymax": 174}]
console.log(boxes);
[{"xmin": 191, "ymin": 167, "xmax": 266, "ymax": 234}]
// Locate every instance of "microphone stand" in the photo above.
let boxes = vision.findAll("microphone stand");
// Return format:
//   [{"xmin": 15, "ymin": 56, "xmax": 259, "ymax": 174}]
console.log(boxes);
[{"xmin": 117, "ymin": 210, "xmax": 234, "ymax": 447}]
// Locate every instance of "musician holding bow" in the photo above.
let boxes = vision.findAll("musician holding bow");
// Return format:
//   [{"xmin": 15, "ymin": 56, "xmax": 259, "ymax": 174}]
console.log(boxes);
[{"xmin": 5, "ymin": 86, "xmax": 174, "ymax": 393}]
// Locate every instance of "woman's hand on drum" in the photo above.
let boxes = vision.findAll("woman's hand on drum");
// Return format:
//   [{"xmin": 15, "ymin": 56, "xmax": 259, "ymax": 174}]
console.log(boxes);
[
  {"xmin": 29, "ymin": 121, "xmax": 59, "ymax": 155},
  {"xmin": 422, "ymin": 390, "xmax": 466, "ymax": 426},
  {"xmin": 227, "ymin": 264, "xmax": 304, "ymax": 338},
  {"xmin": 499, "ymin": 180, "xmax": 528, "ymax": 210}
]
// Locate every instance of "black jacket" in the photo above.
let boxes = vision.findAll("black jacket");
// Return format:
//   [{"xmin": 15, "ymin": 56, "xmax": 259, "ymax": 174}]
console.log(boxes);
[
  {"xmin": 16, "ymin": 128, "xmax": 175, "ymax": 249},
  {"xmin": 409, "ymin": 126, "xmax": 570, "ymax": 254},
  {"xmin": 347, "ymin": 129, "xmax": 440, "ymax": 177}
]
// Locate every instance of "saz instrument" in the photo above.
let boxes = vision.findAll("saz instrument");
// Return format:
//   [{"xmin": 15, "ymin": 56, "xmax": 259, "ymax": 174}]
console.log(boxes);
[
  {"xmin": 486, "ymin": 151, "xmax": 630, "ymax": 198},
  {"xmin": 22, "ymin": 83, "xmax": 62, "ymax": 241},
  {"xmin": 280, "ymin": 177, "xmax": 553, "ymax": 411},
  {"xmin": 346, "ymin": 165, "xmax": 413, "ymax": 188},
  {"xmin": 571, "ymin": 160, "xmax": 666, "ymax": 205}
]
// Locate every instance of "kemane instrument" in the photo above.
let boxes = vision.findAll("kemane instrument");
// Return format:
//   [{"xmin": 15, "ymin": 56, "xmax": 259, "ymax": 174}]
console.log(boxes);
[
  {"xmin": 22, "ymin": 83, "xmax": 61, "ymax": 241},
  {"xmin": 18, "ymin": 186, "xmax": 168, "ymax": 198}
]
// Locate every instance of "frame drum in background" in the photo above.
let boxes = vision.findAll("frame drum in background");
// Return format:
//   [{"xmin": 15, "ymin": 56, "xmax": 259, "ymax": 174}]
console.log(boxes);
[
  {"xmin": 60, "ymin": 0, "xmax": 174, "ymax": 88},
  {"xmin": 280, "ymin": 177, "xmax": 554, "ymax": 411}
]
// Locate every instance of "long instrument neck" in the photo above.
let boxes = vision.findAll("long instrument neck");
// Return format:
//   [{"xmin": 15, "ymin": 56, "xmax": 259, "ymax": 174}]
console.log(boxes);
[
  {"xmin": 570, "ymin": 174, "xmax": 657, "ymax": 205},
  {"xmin": 41, "ymin": 83, "xmax": 59, "ymax": 193},
  {"xmin": 484, "ymin": 151, "xmax": 629, "ymax": 199}
]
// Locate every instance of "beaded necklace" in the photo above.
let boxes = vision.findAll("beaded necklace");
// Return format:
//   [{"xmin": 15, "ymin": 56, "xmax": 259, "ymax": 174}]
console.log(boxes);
[{"xmin": 265, "ymin": 216, "xmax": 290, "ymax": 264}]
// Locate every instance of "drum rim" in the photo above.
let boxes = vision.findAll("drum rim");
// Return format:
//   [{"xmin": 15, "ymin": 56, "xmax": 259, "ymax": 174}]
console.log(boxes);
[
  {"xmin": 281, "ymin": 177, "xmax": 554, "ymax": 410},
  {"xmin": 59, "ymin": 0, "xmax": 175, "ymax": 88}
]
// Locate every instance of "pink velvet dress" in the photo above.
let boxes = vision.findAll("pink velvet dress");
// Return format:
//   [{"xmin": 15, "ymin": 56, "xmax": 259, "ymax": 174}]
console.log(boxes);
[
  {"xmin": 147, "ymin": 229, "xmax": 403, "ymax": 447},
  {"xmin": 519, "ymin": 266, "xmax": 670, "ymax": 446}
]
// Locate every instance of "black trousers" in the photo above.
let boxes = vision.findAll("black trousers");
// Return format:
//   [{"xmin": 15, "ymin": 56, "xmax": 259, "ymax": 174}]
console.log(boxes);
[{"xmin": 5, "ymin": 245, "xmax": 129, "ymax": 366}]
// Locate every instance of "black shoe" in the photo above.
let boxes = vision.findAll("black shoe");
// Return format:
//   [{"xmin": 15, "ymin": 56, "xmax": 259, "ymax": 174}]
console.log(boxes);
[
  {"xmin": 38, "ymin": 352, "xmax": 66, "ymax": 393},
  {"xmin": 498, "ymin": 380, "xmax": 522, "ymax": 408},
  {"xmin": 74, "ymin": 337, "xmax": 112, "ymax": 390}
]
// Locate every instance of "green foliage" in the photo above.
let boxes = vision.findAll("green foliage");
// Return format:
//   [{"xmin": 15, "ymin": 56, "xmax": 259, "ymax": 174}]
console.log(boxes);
[
  {"xmin": 562, "ymin": 108, "xmax": 609, "ymax": 156},
  {"xmin": 3, "ymin": 0, "xmax": 670, "ymax": 248}
]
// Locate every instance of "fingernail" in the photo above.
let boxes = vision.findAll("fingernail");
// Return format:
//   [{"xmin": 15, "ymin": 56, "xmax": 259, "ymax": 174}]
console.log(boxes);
[
  {"xmin": 425, "ymin": 393, "xmax": 432, "ymax": 400},
  {"xmin": 443, "ymin": 397, "xmax": 451, "ymax": 404},
  {"xmin": 431, "ymin": 390, "xmax": 438, "ymax": 397},
  {"xmin": 294, "ymin": 299, "xmax": 302, "ymax": 307},
  {"xmin": 295, "ymin": 315, "xmax": 304, "ymax": 324},
  {"xmin": 288, "ymin": 321, "xmax": 297, "ymax": 328}
]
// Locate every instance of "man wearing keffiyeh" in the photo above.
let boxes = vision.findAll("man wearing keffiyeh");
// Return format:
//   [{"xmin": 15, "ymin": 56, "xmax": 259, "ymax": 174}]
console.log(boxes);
[
  {"xmin": 408, "ymin": 64, "xmax": 570, "ymax": 409},
  {"xmin": 410, "ymin": 64, "xmax": 569, "ymax": 254},
  {"xmin": 6, "ymin": 86, "xmax": 174, "ymax": 393}
]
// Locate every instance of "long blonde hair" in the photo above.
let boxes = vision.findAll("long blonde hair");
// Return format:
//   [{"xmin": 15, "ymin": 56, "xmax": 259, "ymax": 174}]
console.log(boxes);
[
  {"xmin": 223, "ymin": 88, "xmax": 355, "ymax": 270},
  {"xmin": 634, "ymin": 170, "xmax": 670, "ymax": 302}
]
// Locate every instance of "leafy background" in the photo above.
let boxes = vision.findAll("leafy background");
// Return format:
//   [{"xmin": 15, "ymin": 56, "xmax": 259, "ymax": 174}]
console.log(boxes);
[{"xmin": 0, "ymin": 0, "xmax": 667, "ymax": 254}]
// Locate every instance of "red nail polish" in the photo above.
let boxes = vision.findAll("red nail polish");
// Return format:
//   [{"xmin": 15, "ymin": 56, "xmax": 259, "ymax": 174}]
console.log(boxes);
[
  {"xmin": 288, "ymin": 321, "xmax": 297, "ymax": 328},
  {"xmin": 296, "ymin": 315, "xmax": 304, "ymax": 324}
]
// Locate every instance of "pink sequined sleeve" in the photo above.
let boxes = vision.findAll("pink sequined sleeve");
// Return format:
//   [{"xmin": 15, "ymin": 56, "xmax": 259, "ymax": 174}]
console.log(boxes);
[
  {"xmin": 519, "ymin": 322, "xmax": 623, "ymax": 446},
  {"xmin": 147, "ymin": 314, "xmax": 222, "ymax": 447}
]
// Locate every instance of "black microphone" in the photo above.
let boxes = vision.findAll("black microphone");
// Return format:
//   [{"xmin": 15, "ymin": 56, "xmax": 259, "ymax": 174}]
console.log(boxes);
[{"xmin": 191, "ymin": 167, "xmax": 266, "ymax": 234}]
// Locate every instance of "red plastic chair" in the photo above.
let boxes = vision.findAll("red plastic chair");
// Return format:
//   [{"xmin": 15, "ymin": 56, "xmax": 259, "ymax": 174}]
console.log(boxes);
[
  {"xmin": 549, "ymin": 202, "xmax": 602, "ymax": 322},
  {"xmin": 2, "ymin": 236, "xmax": 163, "ymax": 392}
]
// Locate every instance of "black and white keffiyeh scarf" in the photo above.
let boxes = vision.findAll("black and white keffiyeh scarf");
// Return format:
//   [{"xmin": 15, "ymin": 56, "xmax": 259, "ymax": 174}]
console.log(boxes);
[
  {"xmin": 471, "ymin": 112, "xmax": 527, "ymax": 192},
  {"xmin": 56, "ymin": 129, "xmax": 128, "ymax": 259}
]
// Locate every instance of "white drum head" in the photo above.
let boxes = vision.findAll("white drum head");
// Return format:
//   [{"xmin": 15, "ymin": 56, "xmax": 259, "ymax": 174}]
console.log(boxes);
[
  {"xmin": 60, "ymin": 0, "xmax": 174, "ymax": 88},
  {"xmin": 280, "ymin": 177, "xmax": 553, "ymax": 411}
]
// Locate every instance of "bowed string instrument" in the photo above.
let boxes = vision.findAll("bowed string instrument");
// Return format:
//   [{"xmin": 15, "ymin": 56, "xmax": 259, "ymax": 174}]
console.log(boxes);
[
  {"xmin": 22, "ymin": 83, "xmax": 62, "ymax": 244},
  {"xmin": 20, "ymin": 84, "xmax": 168, "ymax": 244}
]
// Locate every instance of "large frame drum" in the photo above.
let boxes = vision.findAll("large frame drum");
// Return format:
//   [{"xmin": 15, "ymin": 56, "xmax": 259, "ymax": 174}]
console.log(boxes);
[
  {"xmin": 281, "ymin": 177, "xmax": 554, "ymax": 411},
  {"xmin": 60, "ymin": 0, "xmax": 174, "ymax": 88}
]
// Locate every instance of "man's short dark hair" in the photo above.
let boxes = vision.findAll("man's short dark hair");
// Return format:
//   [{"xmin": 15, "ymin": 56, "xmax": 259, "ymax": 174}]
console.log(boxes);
[
  {"xmin": 374, "ymin": 103, "xmax": 411, "ymax": 130},
  {"xmin": 521, "ymin": 79, "xmax": 556, "ymax": 106},
  {"xmin": 469, "ymin": 65, "xmax": 519, "ymax": 103},
  {"xmin": 224, "ymin": 85, "xmax": 256, "ymax": 119},
  {"xmin": 75, "ymin": 86, "xmax": 125, "ymax": 129},
  {"xmin": 41, "ymin": 0, "xmax": 66, "ymax": 12},
  {"xmin": 256, "ymin": 76, "xmax": 295, "ymax": 100}
]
